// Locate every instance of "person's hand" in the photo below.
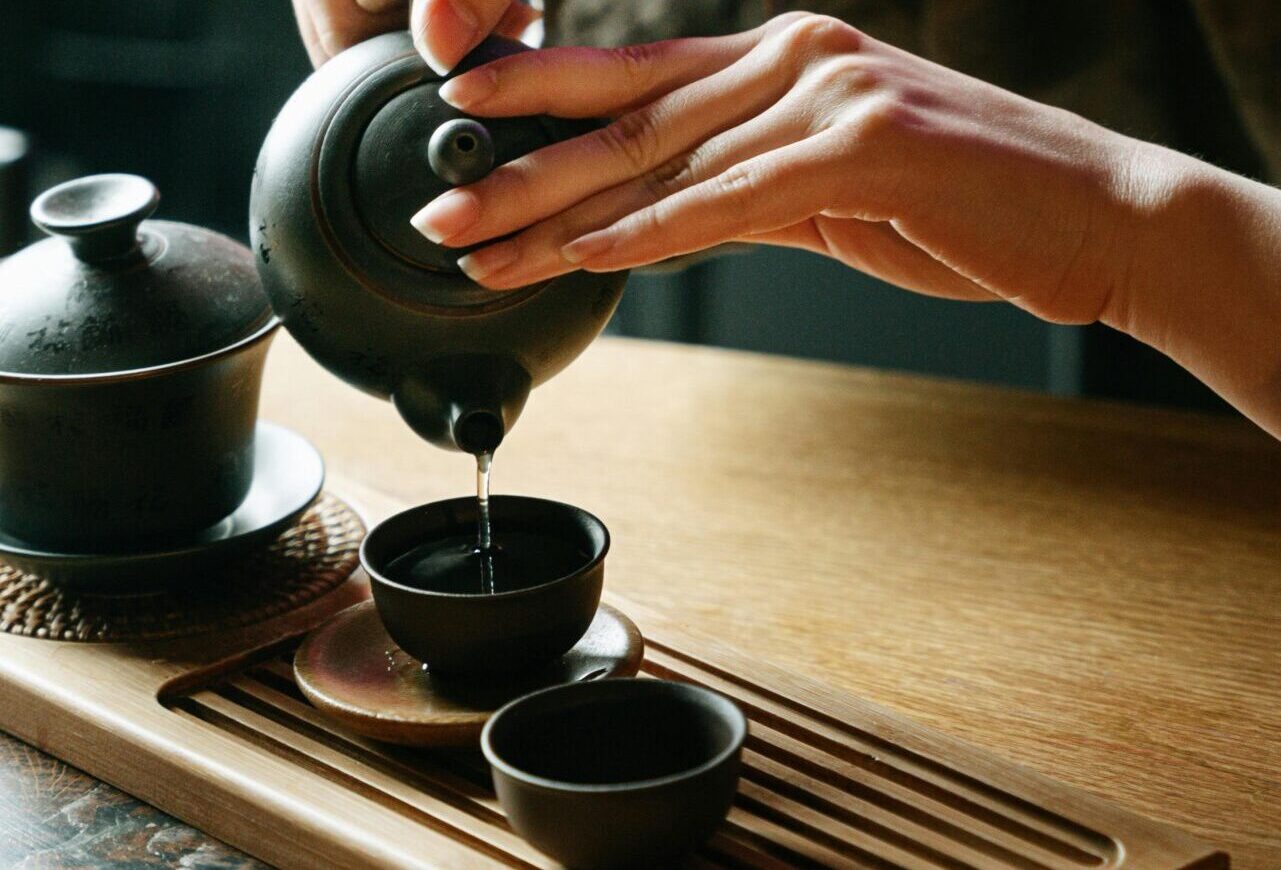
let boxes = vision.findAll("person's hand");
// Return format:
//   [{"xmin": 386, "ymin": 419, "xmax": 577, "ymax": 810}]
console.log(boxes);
[
  {"xmin": 412, "ymin": 11, "xmax": 1281, "ymax": 439},
  {"xmin": 292, "ymin": 0, "xmax": 539, "ymax": 73},
  {"xmin": 410, "ymin": 12, "xmax": 1156, "ymax": 328}
]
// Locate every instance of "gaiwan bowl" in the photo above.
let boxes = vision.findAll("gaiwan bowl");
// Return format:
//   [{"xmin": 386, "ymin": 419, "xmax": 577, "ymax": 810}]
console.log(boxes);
[
  {"xmin": 482, "ymin": 679, "xmax": 747, "ymax": 868},
  {"xmin": 363, "ymin": 495, "xmax": 608, "ymax": 676}
]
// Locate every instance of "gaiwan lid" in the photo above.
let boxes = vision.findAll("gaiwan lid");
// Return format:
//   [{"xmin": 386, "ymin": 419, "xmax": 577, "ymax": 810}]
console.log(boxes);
[{"xmin": 0, "ymin": 173, "xmax": 273, "ymax": 376}]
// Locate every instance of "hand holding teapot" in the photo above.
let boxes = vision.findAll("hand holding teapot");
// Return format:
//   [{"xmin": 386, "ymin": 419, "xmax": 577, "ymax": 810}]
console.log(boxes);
[{"xmin": 252, "ymin": 31, "xmax": 627, "ymax": 454}]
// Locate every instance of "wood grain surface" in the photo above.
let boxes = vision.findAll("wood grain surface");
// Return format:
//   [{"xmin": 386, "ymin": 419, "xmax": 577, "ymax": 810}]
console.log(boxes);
[
  {"xmin": 2, "ymin": 332, "xmax": 1278, "ymax": 867},
  {"xmin": 258, "ymin": 334, "xmax": 1281, "ymax": 868}
]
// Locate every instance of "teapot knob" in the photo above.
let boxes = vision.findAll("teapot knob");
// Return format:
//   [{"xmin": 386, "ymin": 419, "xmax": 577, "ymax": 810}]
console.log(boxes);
[
  {"xmin": 30, "ymin": 173, "xmax": 158, "ymax": 264},
  {"xmin": 428, "ymin": 118, "xmax": 496, "ymax": 186}
]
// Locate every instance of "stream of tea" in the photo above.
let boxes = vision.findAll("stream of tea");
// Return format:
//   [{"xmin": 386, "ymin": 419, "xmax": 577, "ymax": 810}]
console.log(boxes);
[{"xmin": 476, "ymin": 451, "xmax": 494, "ymax": 593}]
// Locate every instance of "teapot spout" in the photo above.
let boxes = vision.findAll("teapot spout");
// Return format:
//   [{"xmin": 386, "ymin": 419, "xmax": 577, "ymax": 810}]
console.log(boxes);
[
  {"xmin": 450, "ymin": 406, "xmax": 505, "ymax": 455},
  {"xmin": 393, "ymin": 356, "xmax": 531, "ymax": 455}
]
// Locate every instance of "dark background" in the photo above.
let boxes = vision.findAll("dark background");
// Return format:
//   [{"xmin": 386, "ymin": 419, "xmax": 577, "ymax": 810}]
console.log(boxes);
[{"xmin": 0, "ymin": 1, "xmax": 1232, "ymax": 412}]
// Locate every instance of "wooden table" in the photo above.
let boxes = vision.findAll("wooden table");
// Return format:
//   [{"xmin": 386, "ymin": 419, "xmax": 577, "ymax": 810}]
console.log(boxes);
[{"xmin": 4, "ymin": 334, "xmax": 1280, "ymax": 867}]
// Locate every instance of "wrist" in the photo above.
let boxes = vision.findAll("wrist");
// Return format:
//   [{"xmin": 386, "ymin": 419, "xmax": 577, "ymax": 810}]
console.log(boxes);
[
  {"xmin": 1104, "ymin": 140, "xmax": 1281, "ymax": 434},
  {"xmin": 1095, "ymin": 139, "xmax": 1193, "ymax": 337}
]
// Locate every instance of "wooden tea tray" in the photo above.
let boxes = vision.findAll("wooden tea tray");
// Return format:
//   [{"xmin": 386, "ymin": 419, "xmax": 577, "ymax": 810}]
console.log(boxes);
[{"xmin": 0, "ymin": 486, "xmax": 1225, "ymax": 868}]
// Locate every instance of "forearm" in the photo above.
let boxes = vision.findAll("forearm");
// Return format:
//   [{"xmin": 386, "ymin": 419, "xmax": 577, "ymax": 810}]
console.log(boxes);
[{"xmin": 1109, "ymin": 144, "xmax": 1281, "ymax": 436}]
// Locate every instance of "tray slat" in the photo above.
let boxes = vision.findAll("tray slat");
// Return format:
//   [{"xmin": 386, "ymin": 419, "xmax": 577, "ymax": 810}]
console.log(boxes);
[
  {"xmin": 0, "ymin": 568, "xmax": 1227, "ymax": 868},
  {"xmin": 144, "ymin": 606, "xmax": 1223, "ymax": 868},
  {"xmin": 641, "ymin": 645, "xmax": 1113, "ymax": 867}
]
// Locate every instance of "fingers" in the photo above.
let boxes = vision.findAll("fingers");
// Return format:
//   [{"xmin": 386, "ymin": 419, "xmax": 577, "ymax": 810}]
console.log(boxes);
[
  {"xmin": 455, "ymin": 102, "xmax": 805, "ymax": 288},
  {"xmin": 493, "ymin": 2, "xmax": 541, "ymax": 39},
  {"xmin": 455, "ymin": 184, "xmax": 649, "ymax": 287},
  {"xmin": 560, "ymin": 131, "xmax": 845, "ymax": 273},
  {"xmin": 412, "ymin": 40, "xmax": 794, "ymax": 249},
  {"xmin": 293, "ymin": 0, "xmax": 532, "ymax": 71},
  {"xmin": 411, "ymin": 0, "xmax": 527, "ymax": 75},
  {"xmin": 438, "ymin": 33, "xmax": 758, "ymax": 119},
  {"xmin": 293, "ymin": 0, "xmax": 327, "ymax": 67},
  {"xmin": 743, "ymin": 220, "xmax": 999, "ymax": 302},
  {"xmin": 295, "ymin": 0, "xmax": 408, "ymax": 67}
]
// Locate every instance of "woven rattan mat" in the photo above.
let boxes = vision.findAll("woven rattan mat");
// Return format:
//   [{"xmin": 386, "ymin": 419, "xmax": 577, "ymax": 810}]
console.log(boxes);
[{"xmin": 0, "ymin": 492, "xmax": 364, "ymax": 642}]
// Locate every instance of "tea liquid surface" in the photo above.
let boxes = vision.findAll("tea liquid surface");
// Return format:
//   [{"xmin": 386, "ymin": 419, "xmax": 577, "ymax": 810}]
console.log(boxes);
[
  {"xmin": 385, "ymin": 532, "xmax": 588, "ymax": 595},
  {"xmin": 385, "ymin": 451, "xmax": 588, "ymax": 594}
]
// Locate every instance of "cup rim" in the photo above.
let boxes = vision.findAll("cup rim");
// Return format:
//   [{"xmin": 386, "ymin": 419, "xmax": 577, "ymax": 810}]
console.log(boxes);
[
  {"xmin": 0, "ymin": 314, "xmax": 280, "ymax": 385},
  {"xmin": 362, "ymin": 494, "xmax": 610, "ymax": 602},
  {"xmin": 480, "ymin": 679, "xmax": 748, "ymax": 794}
]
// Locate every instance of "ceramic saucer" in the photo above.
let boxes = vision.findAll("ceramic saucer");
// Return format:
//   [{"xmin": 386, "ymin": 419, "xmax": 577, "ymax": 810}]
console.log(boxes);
[
  {"xmin": 0, "ymin": 421, "xmax": 324, "ymax": 589},
  {"xmin": 294, "ymin": 600, "xmax": 644, "ymax": 747}
]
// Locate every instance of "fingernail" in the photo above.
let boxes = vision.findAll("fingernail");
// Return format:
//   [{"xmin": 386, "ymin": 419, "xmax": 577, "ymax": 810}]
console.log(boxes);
[
  {"xmin": 439, "ymin": 67, "xmax": 497, "ymax": 109},
  {"xmin": 562, "ymin": 232, "xmax": 616, "ymax": 264},
  {"xmin": 419, "ymin": 43, "xmax": 454, "ymax": 77},
  {"xmin": 417, "ymin": 0, "xmax": 479, "ymax": 76},
  {"xmin": 411, "ymin": 190, "xmax": 482, "ymax": 243},
  {"xmin": 458, "ymin": 243, "xmax": 519, "ymax": 284}
]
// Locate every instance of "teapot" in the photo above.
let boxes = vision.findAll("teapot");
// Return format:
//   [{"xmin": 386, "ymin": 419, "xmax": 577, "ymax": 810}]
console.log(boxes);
[{"xmin": 250, "ymin": 33, "xmax": 628, "ymax": 455}]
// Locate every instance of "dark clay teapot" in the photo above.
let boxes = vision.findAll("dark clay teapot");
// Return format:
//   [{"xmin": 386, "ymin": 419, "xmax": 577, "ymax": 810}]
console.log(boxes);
[{"xmin": 250, "ymin": 33, "xmax": 627, "ymax": 455}]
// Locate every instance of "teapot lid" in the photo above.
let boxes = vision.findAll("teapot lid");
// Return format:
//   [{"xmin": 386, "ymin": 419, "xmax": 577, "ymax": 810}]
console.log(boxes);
[{"xmin": 0, "ymin": 174, "xmax": 273, "ymax": 376}]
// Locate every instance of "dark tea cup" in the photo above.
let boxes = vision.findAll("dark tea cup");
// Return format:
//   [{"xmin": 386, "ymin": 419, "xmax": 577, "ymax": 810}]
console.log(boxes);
[
  {"xmin": 482, "ymin": 679, "xmax": 746, "ymax": 868},
  {"xmin": 363, "ymin": 496, "xmax": 607, "ymax": 676}
]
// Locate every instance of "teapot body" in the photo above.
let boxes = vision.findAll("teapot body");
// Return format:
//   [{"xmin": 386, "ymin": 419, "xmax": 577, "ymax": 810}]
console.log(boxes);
[{"xmin": 251, "ymin": 33, "xmax": 627, "ymax": 453}]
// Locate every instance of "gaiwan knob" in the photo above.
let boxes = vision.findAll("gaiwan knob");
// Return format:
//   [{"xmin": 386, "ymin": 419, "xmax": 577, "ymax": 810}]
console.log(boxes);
[
  {"xmin": 30, "ymin": 173, "xmax": 159, "ymax": 263},
  {"xmin": 428, "ymin": 118, "xmax": 496, "ymax": 186}
]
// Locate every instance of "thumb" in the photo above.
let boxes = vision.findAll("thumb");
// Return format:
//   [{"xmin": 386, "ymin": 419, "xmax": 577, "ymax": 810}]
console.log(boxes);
[{"xmin": 411, "ymin": 0, "xmax": 521, "ymax": 75}]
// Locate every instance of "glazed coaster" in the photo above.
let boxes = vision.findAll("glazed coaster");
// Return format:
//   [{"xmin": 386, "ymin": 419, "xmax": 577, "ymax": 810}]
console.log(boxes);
[
  {"xmin": 0, "ymin": 493, "xmax": 364, "ymax": 643},
  {"xmin": 294, "ymin": 600, "xmax": 644, "ymax": 747}
]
